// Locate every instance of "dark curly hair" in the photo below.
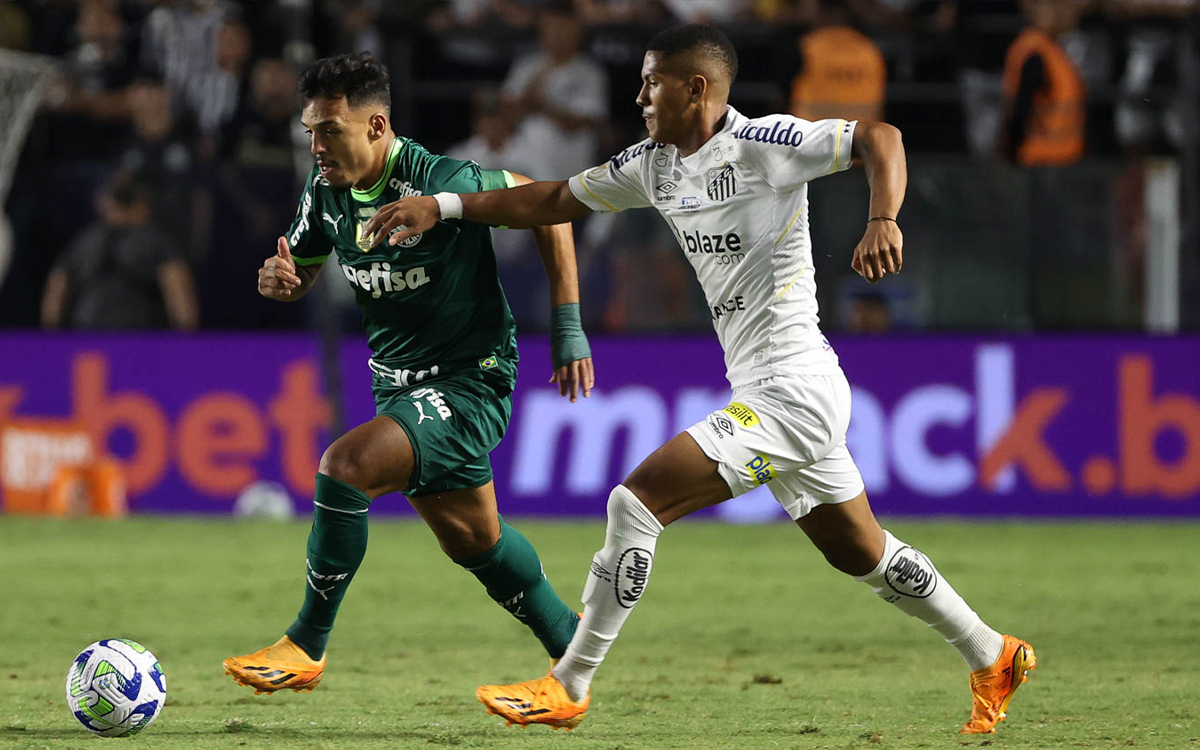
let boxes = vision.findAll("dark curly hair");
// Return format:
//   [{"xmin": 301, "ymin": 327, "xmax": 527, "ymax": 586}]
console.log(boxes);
[{"xmin": 298, "ymin": 52, "xmax": 391, "ymax": 112}]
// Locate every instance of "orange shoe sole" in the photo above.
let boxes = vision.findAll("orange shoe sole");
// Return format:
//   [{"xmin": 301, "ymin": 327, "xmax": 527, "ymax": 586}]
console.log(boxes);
[{"xmin": 222, "ymin": 661, "xmax": 324, "ymax": 695}]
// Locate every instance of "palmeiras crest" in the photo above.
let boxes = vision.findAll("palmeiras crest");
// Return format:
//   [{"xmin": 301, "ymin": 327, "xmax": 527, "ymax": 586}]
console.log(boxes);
[{"xmin": 706, "ymin": 163, "xmax": 737, "ymax": 202}]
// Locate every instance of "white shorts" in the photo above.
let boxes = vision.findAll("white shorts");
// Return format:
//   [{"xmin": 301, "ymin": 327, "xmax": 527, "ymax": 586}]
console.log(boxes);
[{"xmin": 685, "ymin": 371, "xmax": 865, "ymax": 520}]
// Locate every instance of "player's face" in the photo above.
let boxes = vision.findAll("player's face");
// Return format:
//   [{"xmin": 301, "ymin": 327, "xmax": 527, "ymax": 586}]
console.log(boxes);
[
  {"xmin": 302, "ymin": 96, "xmax": 379, "ymax": 189},
  {"xmin": 636, "ymin": 52, "xmax": 692, "ymax": 146}
]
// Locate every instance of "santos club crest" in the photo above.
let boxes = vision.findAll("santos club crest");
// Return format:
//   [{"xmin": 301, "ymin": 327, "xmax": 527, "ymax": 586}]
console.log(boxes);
[{"xmin": 706, "ymin": 163, "xmax": 737, "ymax": 202}]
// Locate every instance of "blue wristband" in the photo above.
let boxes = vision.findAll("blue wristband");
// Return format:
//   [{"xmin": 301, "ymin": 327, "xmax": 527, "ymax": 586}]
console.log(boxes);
[{"xmin": 550, "ymin": 303, "xmax": 591, "ymax": 368}]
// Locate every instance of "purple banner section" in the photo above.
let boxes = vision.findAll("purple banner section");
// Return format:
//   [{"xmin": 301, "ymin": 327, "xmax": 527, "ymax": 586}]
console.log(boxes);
[{"xmin": 1, "ymin": 332, "xmax": 1198, "ymax": 517}]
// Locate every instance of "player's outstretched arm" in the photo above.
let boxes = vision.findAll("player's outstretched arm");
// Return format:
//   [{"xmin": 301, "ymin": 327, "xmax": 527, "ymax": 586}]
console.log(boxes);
[
  {"xmin": 850, "ymin": 121, "xmax": 907, "ymax": 283},
  {"xmin": 363, "ymin": 180, "xmax": 593, "ymax": 248},
  {"xmin": 509, "ymin": 171, "xmax": 595, "ymax": 402},
  {"xmin": 259, "ymin": 236, "xmax": 323, "ymax": 301}
]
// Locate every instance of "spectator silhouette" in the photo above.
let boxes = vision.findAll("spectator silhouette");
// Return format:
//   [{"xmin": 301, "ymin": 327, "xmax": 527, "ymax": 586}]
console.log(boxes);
[
  {"xmin": 119, "ymin": 74, "xmax": 205, "ymax": 262},
  {"xmin": 501, "ymin": 2, "xmax": 608, "ymax": 180},
  {"xmin": 1002, "ymin": 0, "xmax": 1085, "ymax": 166},
  {"xmin": 790, "ymin": 0, "xmax": 887, "ymax": 123},
  {"xmin": 42, "ymin": 170, "xmax": 198, "ymax": 331}
]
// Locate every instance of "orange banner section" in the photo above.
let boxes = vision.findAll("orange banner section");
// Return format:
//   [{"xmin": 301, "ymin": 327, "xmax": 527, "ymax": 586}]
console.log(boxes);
[{"xmin": 0, "ymin": 417, "xmax": 125, "ymax": 515}]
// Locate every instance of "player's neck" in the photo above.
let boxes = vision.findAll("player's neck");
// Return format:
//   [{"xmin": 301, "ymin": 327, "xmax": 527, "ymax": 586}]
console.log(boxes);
[
  {"xmin": 353, "ymin": 132, "xmax": 397, "ymax": 191},
  {"xmin": 675, "ymin": 105, "xmax": 728, "ymax": 158}
]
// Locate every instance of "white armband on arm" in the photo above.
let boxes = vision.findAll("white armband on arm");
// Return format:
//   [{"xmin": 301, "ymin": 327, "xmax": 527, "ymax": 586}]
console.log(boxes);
[{"xmin": 433, "ymin": 192, "xmax": 463, "ymax": 220}]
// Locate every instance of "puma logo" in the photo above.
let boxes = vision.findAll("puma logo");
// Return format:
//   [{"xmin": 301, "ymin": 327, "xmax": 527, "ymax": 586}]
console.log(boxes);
[
  {"xmin": 306, "ymin": 576, "xmax": 335, "ymax": 601},
  {"xmin": 306, "ymin": 559, "xmax": 347, "ymax": 600},
  {"xmin": 323, "ymin": 212, "xmax": 342, "ymax": 229},
  {"xmin": 413, "ymin": 401, "xmax": 434, "ymax": 425}
]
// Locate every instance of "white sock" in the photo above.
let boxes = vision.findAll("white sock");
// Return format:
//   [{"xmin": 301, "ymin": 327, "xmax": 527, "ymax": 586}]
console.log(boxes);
[
  {"xmin": 553, "ymin": 485, "xmax": 663, "ymax": 702},
  {"xmin": 855, "ymin": 530, "xmax": 1005, "ymax": 671}
]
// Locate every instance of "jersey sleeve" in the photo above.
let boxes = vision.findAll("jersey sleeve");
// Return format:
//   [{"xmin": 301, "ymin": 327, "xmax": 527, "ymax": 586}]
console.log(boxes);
[
  {"xmin": 424, "ymin": 156, "xmax": 518, "ymax": 227},
  {"xmin": 286, "ymin": 170, "xmax": 332, "ymax": 266},
  {"xmin": 425, "ymin": 155, "xmax": 515, "ymax": 194},
  {"xmin": 740, "ymin": 116, "xmax": 856, "ymax": 192},
  {"xmin": 567, "ymin": 148, "xmax": 653, "ymax": 214}
]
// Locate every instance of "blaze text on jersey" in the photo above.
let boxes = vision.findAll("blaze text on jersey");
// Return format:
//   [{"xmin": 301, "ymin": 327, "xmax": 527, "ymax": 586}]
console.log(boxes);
[{"xmin": 679, "ymin": 229, "xmax": 744, "ymax": 265}]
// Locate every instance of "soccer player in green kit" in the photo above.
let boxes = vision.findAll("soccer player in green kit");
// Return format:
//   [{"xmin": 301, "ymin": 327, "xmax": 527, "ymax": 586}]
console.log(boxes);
[{"xmin": 222, "ymin": 52, "xmax": 595, "ymax": 695}]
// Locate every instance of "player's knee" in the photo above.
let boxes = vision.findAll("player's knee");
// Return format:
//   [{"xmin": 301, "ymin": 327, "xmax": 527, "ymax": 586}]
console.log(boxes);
[
  {"xmin": 318, "ymin": 442, "xmax": 369, "ymax": 491},
  {"xmin": 437, "ymin": 521, "xmax": 496, "ymax": 562},
  {"xmin": 607, "ymin": 484, "xmax": 664, "ymax": 536},
  {"xmin": 816, "ymin": 538, "xmax": 882, "ymax": 577}
]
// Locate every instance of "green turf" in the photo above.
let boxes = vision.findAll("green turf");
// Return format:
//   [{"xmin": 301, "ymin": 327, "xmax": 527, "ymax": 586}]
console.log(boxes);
[{"xmin": 1, "ymin": 517, "xmax": 1197, "ymax": 749}]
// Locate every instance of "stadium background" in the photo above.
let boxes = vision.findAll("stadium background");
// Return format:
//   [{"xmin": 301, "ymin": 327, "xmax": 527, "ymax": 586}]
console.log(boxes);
[
  {"xmin": 1, "ymin": 1, "xmax": 1199, "ymax": 747},
  {"xmin": 2, "ymin": 0, "xmax": 1197, "ymax": 519}
]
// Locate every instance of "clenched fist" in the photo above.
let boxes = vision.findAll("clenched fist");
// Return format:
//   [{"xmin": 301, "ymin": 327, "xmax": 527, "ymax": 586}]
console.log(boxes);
[{"xmin": 851, "ymin": 218, "xmax": 904, "ymax": 284}]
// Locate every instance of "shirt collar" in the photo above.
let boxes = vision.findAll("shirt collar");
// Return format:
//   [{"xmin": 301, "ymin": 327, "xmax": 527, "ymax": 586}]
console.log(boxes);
[{"xmin": 678, "ymin": 105, "xmax": 744, "ymax": 168}]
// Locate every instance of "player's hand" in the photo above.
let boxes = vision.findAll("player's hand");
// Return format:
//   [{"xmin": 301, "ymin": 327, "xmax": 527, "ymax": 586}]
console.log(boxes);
[
  {"xmin": 550, "ymin": 357, "xmax": 595, "ymax": 403},
  {"xmin": 851, "ymin": 219, "xmax": 903, "ymax": 284},
  {"xmin": 259, "ymin": 236, "xmax": 302, "ymax": 299},
  {"xmin": 360, "ymin": 196, "xmax": 441, "ymax": 248}
]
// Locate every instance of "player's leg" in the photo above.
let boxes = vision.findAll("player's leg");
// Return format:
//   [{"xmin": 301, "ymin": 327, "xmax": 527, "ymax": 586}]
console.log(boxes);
[
  {"xmin": 766, "ymin": 368, "xmax": 1035, "ymax": 733},
  {"xmin": 477, "ymin": 432, "xmax": 730, "ymax": 727},
  {"xmin": 223, "ymin": 416, "xmax": 413, "ymax": 692},
  {"xmin": 285, "ymin": 416, "xmax": 414, "ymax": 656},
  {"xmin": 553, "ymin": 432, "xmax": 731, "ymax": 696},
  {"xmin": 797, "ymin": 489, "xmax": 1006, "ymax": 663},
  {"xmin": 408, "ymin": 482, "xmax": 579, "ymax": 659},
  {"xmin": 795, "ymin": 488, "xmax": 1036, "ymax": 734}
]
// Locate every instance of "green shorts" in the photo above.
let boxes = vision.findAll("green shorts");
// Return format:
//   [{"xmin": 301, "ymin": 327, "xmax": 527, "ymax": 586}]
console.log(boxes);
[{"xmin": 374, "ymin": 371, "xmax": 512, "ymax": 497}]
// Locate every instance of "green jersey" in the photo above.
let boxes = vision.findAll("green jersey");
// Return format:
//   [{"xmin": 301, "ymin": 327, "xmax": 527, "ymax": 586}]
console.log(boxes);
[{"xmin": 286, "ymin": 137, "xmax": 518, "ymax": 390}]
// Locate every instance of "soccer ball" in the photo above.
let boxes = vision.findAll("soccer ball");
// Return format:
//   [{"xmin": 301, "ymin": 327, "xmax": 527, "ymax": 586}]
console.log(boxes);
[{"xmin": 65, "ymin": 639, "xmax": 166, "ymax": 737}]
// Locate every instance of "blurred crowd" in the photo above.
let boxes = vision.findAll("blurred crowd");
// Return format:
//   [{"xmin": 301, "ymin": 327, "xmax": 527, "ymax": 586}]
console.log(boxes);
[{"xmin": 0, "ymin": 0, "xmax": 1197, "ymax": 334}]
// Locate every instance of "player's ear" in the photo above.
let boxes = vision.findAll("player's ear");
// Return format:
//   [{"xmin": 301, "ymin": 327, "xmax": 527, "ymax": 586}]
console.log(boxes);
[
  {"xmin": 688, "ymin": 74, "xmax": 707, "ymax": 102},
  {"xmin": 368, "ymin": 112, "xmax": 388, "ymax": 140}
]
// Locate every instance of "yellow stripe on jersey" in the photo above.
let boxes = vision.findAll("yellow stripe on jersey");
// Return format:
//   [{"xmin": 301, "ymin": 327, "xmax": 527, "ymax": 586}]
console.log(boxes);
[
  {"xmin": 774, "ymin": 268, "xmax": 807, "ymax": 299},
  {"xmin": 831, "ymin": 118, "xmax": 846, "ymax": 173},
  {"xmin": 294, "ymin": 254, "xmax": 329, "ymax": 266},
  {"xmin": 502, "ymin": 170, "xmax": 516, "ymax": 188},
  {"xmin": 578, "ymin": 172, "xmax": 618, "ymax": 213},
  {"xmin": 774, "ymin": 203, "xmax": 804, "ymax": 246}
]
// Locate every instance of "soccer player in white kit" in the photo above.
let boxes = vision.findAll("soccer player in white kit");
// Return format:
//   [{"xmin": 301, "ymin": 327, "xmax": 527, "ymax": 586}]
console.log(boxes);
[{"xmin": 365, "ymin": 24, "xmax": 1037, "ymax": 736}]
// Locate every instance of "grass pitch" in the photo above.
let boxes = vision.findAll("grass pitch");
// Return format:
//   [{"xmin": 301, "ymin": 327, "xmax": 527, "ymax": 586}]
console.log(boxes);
[{"xmin": 1, "ymin": 516, "xmax": 1197, "ymax": 749}]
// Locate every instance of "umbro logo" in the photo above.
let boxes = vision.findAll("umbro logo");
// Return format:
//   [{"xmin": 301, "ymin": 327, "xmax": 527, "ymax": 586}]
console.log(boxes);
[{"xmin": 656, "ymin": 180, "xmax": 677, "ymax": 194}]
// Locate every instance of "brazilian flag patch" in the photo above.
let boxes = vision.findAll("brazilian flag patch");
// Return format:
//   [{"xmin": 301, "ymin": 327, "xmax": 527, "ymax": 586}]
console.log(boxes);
[{"xmin": 479, "ymin": 356, "xmax": 498, "ymax": 370}]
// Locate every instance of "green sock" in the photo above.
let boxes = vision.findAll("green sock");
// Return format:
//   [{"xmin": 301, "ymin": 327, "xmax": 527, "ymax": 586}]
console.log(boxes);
[
  {"xmin": 458, "ymin": 518, "xmax": 579, "ymax": 658},
  {"xmin": 286, "ymin": 473, "xmax": 371, "ymax": 660}
]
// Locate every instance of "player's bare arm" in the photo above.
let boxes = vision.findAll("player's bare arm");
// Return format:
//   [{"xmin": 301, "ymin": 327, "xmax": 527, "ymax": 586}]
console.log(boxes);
[
  {"xmin": 362, "ymin": 180, "xmax": 592, "ymax": 248},
  {"xmin": 849, "ymin": 121, "xmax": 907, "ymax": 284},
  {"xmin": 508, "ymin": 171, "xmax": 596, "ymax": 402},
  {"xmin": 259, "ymin": 236, "xmax": 323, "ymax": 301}
]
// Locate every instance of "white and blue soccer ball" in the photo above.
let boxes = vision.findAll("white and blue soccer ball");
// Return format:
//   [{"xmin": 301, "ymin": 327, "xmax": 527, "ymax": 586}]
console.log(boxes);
[{"xmin": 65, "ymin": 639, "xmax": 166, "ymax": 737}]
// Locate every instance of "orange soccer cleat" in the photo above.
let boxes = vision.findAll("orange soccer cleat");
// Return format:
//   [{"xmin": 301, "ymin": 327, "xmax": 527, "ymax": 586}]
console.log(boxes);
[
  {"xmin": 959, "ymin": 635, "xmax": 1038, "ymax": 734},
  {"xmin": 222, "ymin": 636, "xmax": 326, "ymax": 695},
  {"xmin": 476, "ymin": 672, "xmax": 589, "ymax": 730}
]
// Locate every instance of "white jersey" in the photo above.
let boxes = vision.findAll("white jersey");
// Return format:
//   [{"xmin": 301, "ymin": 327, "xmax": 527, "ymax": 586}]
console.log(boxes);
[{"xmin": 569, "ymin": 106, "xmax": 856, "ymax": 388}]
